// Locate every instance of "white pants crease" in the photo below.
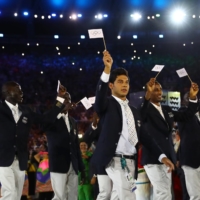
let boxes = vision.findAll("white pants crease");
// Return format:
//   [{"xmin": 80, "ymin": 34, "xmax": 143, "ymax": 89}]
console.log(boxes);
[
  {"xmin": 144, "ymin": 164, "xmax": 172, "ymax": 200},
  {"xmin": 50, "ymin": 163, "xmax": 78, "ymax": 200},
  {"xmin": 0, "ymin": 158, "xmax": 25, "ymax": 200}
]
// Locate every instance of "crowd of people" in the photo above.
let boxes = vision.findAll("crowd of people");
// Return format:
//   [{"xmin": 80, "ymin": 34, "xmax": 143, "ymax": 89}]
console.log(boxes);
[{"xmin": 0, "ymin": 47, "xmax": 200, "ymax": 200}]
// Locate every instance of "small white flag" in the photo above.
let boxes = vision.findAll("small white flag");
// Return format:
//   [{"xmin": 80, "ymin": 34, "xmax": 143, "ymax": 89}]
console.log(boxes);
[
  {"xmin": 152, "ymin": 65, "xmax": 165, "ymax": 72},
  {"xmin": 88, "ymin": 29, "xmax": 104, "ymax": 39},
  {"xmin": 176, "ymin": 68, "xmax": 188, "ymax": 78},
  {"xmin": 88, "ymin": 97, "xmax": 96, "ymax": 104},
  {"xmin": 81, "ymin": 97, "xmax": 92, "ymax": 110},
  {"xmin": 57, "ymin": 80, "xmax": 60, "ymax": 92}
]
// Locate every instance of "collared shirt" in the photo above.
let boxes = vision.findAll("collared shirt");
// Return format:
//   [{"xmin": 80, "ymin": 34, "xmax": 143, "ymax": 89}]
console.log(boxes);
[
  {"xmin": 101, "ymin": 72, "xmax": 136, "ymax": 155},
  {"xmin": 151, "ymin": 102, "xmax": 165, "ymax": 119},
  {"xmin": 57, "ymin": 112, "xmax": 70, "ymax": 132},
  {"xmin": 5, "ymin": 100, "xmax": 21, "ymax": 122},
  {"xmin": 101, "ymin": 72, "xmax": 166, "ymax": 162},
  {"xmin": 112, "ymin": 95, "xmax": 137, "ymax": 155}
]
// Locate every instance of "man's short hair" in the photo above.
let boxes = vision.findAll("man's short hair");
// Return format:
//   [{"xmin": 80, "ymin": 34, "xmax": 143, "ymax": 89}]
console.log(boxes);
[{"xmin": 109, "ymin": 68, "xmax": 129, "ymax": 83}]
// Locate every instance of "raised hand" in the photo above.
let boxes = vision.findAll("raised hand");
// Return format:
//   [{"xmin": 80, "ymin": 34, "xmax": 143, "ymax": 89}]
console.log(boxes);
[
  {"xmin": 189, "ymin": 82, "xmax": 199, "ymax": 100},
  {"xmin": 103, "ymin": 51, "xmax": 113, "ymax": 74},
  {"xmin": 145, "ymin": 78, "xmax": 156, "ymax": 100},
  {"xmin": 58, "ymin": 84, "xmax": 67, "ymax": 98}
]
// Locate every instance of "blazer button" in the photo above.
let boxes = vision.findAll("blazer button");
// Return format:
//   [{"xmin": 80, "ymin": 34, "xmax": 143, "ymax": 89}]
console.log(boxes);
[
  {"xmin": 166, "ymin": 137, "xmax": 168, "ymax": 140},
  {"xmin": 15, "ymin": 135, "xmax": 17, "ymax": 137},
  {"xmin": 115, "ymin": 143, "xmax": 118, "ymax": 145},
  {"xmin": 119, "ymin": 132, "xmax": 121, "ymax": 135}
]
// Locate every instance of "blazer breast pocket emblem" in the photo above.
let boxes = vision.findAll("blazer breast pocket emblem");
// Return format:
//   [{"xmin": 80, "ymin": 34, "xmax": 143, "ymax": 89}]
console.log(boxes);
[
  {"xmin": 168, "ymin": 112, "xmax": 174, "ymax": 118},
  {"xmin": 22, "ymin": 117, "xmax": 28, "ymax": 124}
]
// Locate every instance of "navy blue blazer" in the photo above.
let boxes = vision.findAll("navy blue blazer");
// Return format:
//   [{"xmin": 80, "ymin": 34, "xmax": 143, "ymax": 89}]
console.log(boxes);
[
  {"xmin": 140, "ymin": 99, "xmax": 198, "ymax": 165},
  {"xmin": 178, "ymin": 104, "xmax": 200, "ymax": 168},
  {"xmin": 83, "ymin": 124, "xmax": 101, "ymax": 148},
  {"xmin": 0, "ymin": 101, "xmax": 64, "ymax": 170},
  {"xmin": 44, "ymin": 114, "xmax": 84, "ymax": 174},
  {"xmin": 91, "ymin": 79, "xmax": 163, "ymax": 179}
]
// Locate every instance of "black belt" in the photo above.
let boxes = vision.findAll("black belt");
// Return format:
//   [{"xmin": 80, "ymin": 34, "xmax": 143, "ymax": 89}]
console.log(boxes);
[{"xmin": 115, "ymin": 154, "xmax": 135, "ymax": 160}]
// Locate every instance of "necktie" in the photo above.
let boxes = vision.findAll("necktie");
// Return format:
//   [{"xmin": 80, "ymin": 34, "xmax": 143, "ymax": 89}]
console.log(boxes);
[
  {"xmin": 12, "ymin": 106, "xmax": 18, "ymax": 123},
  {"xmin": 121, "ymin": 100, "xmax": 138, "ymax": 146}
]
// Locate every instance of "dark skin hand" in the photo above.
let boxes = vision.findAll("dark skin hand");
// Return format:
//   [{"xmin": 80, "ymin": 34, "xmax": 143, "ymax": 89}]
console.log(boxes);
[
  {"xmin": 92, "ymin": 112, "xmax": 99, "ymax": 128},
  {"xmin": 57, "ymin": 84, "xmax": 76, "ymax": 113},
  {"xmin": 145, "ymin": 78, "xmax": 199, "ymax": 101}
]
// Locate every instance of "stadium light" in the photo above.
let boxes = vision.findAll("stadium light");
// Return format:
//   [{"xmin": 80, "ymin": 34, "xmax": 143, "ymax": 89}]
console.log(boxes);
[
  {"xmin": 170, "ymin": 8, "xmax": 186, "ymax": 24},
  {"xmin": 0, "ymin": 33, "xmax": 4, "ymax": 37},
  {"xmin": 23, "ymin": 12, "xmax": 29, "ymax": 16},
  {"xmin": 130, "ymin": 13, "xmax": 142, "ymax": 21},
  {"xmin": 133, "ymin": 35, "xmax": 138, "ymax": 39},
  {"xmin": 54, "ymin": 35, "xmax": 59, "ymax": 39},
  {"xmin": 80, "ymin": 35, "xmax": 85, "ymax": 39},
  {"xmin": 159, "ymin": 34, "xmax": 164, "ymax": 38},
  {"xmin": 14, "ymin": 13, "xmax": 18, "ymax": 17}
]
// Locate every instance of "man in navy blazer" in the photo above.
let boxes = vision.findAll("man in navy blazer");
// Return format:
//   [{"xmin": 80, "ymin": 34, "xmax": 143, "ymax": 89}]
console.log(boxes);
[
  {"xmin": 141, "ymin": 78, "xmax": 199, "ymax": 200},
  {"xmin": 91, "ymin": 51, "xmax": 174, "ymax": 200},
  {"xmin": 178, "ymin": 93, "xmax": 200, "ymax": 199},
  {"xmin": 0, "ymin": 81, "xmax": 65, "ymax": 200},
  {"xmin": 44, "ymin": 87, "xmax": 84, "ymax": 200}
]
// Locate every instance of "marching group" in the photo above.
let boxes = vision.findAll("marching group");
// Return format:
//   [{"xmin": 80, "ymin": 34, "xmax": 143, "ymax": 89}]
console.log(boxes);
[{"xmin": 0, "ymin": 51, "xmax": 200, "ymax": 200}]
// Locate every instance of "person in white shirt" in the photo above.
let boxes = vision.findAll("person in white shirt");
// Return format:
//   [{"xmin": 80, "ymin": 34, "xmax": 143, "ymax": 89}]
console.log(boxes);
[{"xmin": 91, "ymin": 51, "xmax": 174, "ymax": 200}]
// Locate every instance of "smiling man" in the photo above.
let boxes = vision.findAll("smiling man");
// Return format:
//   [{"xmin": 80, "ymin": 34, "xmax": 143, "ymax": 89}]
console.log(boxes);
[
  {"xmin": 0, "ymin": 81, "xmax": 66, "ymax": 200},
  {"xmin": 141, "ymin": 78, "xmax": 199, "ymax": 200}
]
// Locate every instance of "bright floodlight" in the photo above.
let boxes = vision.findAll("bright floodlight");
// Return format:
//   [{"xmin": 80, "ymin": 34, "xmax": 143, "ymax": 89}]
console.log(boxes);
[
  {"xmin": 60, "ymin": 14, "xmax": 63, "ymax": 18},
  {"xmin": 52, "ymin": 13, "xmax": 56, "ymax": 17},
  {"xmin": 130, "ymin": 13, "xmax": 142, "ymax": 21},
  {"xmin": 34, "ymin": 15, "xmax": 38, "ymax": 18},
  {"xmin": 117, "ymin": 36, "xmax": 121, "ymax": 39},
  {"xmin": 70, "ymin": 14, "xmax": 77, "ymax": 20},
  {"xmin": 95, "ymin": 14, "xmax": 103, "ymax": 19},
  {"xmin": 0, "ymin": 33, "xmax": 4, "ymax": 37},
  {"xmin": 159, "ymin": 34, "xmax": 164, "ymax": 38},
  {"xmin": 14, "ymin": 13, "xmax": 18, "ymax": 17},
  {"xmin": 170, "ymin": 9, "xmax": 186, "ymax": 24},
  {"xmin": 103, "ymin": 14, "xmax": 108, "ymax": 18},
  {"xmin": 80, "ymin": 35, "xmax": 85, "ymax": 39},
  {"xmin": 54, "ymin": 35, "xmax": 59, "ymax": 39},
  {"xmin": 23, "ymin": 12, "xmax": 29, "ymax": 16},
  {"xmin": 133, "ymin": 35, "xmax": 138, "ymax": 39},
  {"xmin": 48, "ymin": 15, "xmax": 51, "ymax": 19}
]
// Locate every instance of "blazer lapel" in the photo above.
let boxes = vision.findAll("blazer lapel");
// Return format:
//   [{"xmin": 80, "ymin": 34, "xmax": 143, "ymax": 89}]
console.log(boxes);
[
  {"xmin": 110, "ymin": 96, "xmax": 123, "ymax": 121},
  {"xmin": 2, "ymin": 102, "xmax": 16, "ymax": 122},
  {"xmin": 149, "ymin": 103, "xmax": 170, "ymax": 129}
]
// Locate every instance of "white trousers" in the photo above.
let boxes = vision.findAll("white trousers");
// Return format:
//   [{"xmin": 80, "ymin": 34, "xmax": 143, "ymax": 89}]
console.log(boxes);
[
  {"xmin": 135, "ymin": 169, "xmax": 151, "ymax": 200},
  {"xmin": 182, "ymin": 165, "xmax": 200, "ymax": 200},
  {"xmin": 106, "ymin": 157, "xmax": 136, "ymax": 200},
  {"xmin": 144, "ymin": 164, "xmax": 172, "ymax": 200},
  {"xmin": 96, "ymin": 175, "xmax": 118, "ymax": 200},
  {"xmin": 50, "ymin": 163, "xmax": 78, "ymax": 200},
  {"xmin": 0, "ymin": 158, "xmax": 25, "ymax": 200}
]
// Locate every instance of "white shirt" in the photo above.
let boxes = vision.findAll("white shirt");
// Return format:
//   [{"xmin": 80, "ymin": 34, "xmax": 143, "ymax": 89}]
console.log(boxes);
[
  {"xmin": 151, "ymin": 102, "xmax": 165, "ymax": 119},
  {"xmin": 5, "ymin": 100, "xmax": 21, "ymax": 122},
  {"xmin": 101, "ymin": 72, "xmax": 136, "ymax": 155},
  {"xmin": 101, "ymin": 72, "xmax": 166, "ymax": 162}
]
